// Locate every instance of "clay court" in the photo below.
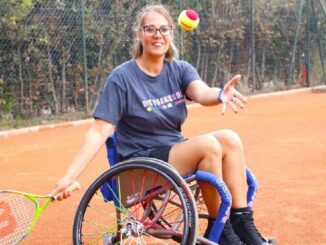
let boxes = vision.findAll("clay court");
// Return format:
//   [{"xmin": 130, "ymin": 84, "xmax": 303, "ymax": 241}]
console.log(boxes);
[{"xmin": 0, "ymin": 89, "xmax": 325, "ymax": 244}]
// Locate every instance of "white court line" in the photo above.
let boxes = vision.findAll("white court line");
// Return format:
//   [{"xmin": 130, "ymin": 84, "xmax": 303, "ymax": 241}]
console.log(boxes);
[{"xmin": 1, "ymin": 85, "xmax": 325, "ymax": 138}]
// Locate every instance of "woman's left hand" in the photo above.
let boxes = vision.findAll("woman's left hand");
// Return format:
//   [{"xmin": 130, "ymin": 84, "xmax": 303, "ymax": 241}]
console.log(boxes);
[{"xmin": 219, "ymin": 75, "xmax": 247, "ymax": 115}]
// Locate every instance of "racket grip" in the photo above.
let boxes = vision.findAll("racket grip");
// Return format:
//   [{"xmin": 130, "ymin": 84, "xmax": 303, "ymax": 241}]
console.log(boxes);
[{"xmin": 67, "ymin": 181, "xmax": 81, "ymax": 192}]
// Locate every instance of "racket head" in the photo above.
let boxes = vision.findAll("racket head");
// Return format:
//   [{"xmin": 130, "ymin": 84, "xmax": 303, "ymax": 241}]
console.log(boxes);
[
  {"xmin": 0, "ymin": 190, "xmax": 51, "ymax": 245},
  {"xmin": 0, "ymin": 181, "xmax": 80, "ymax": 244}
]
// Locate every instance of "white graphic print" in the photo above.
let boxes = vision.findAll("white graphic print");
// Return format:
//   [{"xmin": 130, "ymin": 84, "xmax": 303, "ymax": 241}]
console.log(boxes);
[{"xmin": 142, "ymin": 91, "xmax": 186, "ymax": 112}]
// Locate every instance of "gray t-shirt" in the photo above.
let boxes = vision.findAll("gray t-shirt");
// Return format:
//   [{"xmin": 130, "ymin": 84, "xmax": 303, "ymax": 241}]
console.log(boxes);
[{"xmin": 93, "ymin": 59, "xmax": 200, "ymax": 159}]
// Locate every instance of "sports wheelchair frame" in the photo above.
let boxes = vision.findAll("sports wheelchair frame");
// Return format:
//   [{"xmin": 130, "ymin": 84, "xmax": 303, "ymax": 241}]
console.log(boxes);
[{"xmin": 73, "ymin": 134, "xmax": 259, "ymax": 244}]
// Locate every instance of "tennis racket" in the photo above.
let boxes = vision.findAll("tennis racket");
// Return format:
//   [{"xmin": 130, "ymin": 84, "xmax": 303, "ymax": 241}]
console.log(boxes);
[{"xmin": 0, "ymin": 181, "xmax": 81, "ymax": 245}]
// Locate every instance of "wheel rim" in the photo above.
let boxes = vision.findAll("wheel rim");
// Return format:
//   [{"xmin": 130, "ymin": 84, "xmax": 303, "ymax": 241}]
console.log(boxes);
[{"xmin": 73, "ymin": 160, "xmax": 196, "ymax": 244}]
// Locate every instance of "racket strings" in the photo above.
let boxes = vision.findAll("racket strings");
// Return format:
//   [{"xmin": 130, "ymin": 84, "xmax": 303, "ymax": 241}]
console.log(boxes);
[{"xmin": 0, "ymin": 192, "xmax": 36, "ymax": 245}]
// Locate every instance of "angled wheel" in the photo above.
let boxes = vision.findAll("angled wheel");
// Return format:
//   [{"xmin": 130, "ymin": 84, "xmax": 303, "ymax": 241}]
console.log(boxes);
[{"xmin": 73, "ymin": 158, "xmax": 198, "ymax": 245}]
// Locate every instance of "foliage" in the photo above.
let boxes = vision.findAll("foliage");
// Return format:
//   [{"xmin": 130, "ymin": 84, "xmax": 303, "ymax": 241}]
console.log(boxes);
[{"xmin": 0, "ymin": 0, "xmax": 325, "ymax": 125}]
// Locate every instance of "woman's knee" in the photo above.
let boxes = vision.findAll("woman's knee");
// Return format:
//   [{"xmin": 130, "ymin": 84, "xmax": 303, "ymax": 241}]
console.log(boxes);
[
  {"xmin": 213, "ymin": 129, "xmax": 244, "ymax": 150},
  {"xmin": 196, "ymin": 134, "xmax": 223, "ymax": 157},
  {"xmin": 169, "ymin": 134, "xmax": 222, "ymax": 175}
]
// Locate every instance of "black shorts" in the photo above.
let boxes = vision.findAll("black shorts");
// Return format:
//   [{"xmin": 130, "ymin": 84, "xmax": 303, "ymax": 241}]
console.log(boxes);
[
  {"xmin": 148, "ymin": 145, "xmax": 173, "ymax": 162},
  {"xmin": 119, "ymin": 145, "xmax": 173, "ymax": 163}
]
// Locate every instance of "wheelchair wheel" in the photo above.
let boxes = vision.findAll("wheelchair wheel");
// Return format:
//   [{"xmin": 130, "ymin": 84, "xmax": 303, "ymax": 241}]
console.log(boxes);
[
  {"xmin": 136, "ymin": 158, "xmax": 211, "ymax": 244},
  {"xmin": 135, "ymin": 158, "xmax": 211, "ymax": 244},
  {"xmin": 73, "ymin": 158, "xmax": 198, "ymax": 245}
]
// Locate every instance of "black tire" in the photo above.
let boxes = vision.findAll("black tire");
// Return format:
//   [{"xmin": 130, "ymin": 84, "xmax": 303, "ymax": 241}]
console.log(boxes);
[{"xmin": 73, "ymin": 158, "xmax": 198, "ymax": 245}]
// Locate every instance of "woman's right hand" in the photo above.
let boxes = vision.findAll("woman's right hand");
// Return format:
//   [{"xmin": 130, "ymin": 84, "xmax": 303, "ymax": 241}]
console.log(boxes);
[
  {"xmin": 49, "ymin": 175, "xmax": 76, "ymax": 201},
  {"xmin": 219, "ymin": 74, "xmax": 247, "ymax": 115}
]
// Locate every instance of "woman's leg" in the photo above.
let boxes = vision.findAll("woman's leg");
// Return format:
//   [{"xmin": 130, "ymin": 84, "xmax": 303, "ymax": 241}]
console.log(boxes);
[
  {"xmin": 211, "ymin": 129, "xmax": 248, "ymax": 208},
  {"xmin": 169, "ymin": 129, "xmax": 248, "ymax": 216},
  {"xmin": 169, "ymin": 130, "xmax": 268, "ymax": 244},
  {"xmin": 212, "ymin": 129, "xmax": 269, "ymax": 245},
  {"xmin": 168, "ymin": 134, "xmax": 223, "ymax": 218},
  {"xmin": 168, "ymin": 132, "xmax": 244, "ymax": 244}
]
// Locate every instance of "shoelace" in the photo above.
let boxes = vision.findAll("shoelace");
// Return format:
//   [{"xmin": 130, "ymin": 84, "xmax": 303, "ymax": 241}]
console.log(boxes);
[{"xmin": 243, "ymin": 213, "xmax": 266, "ymax": 242}]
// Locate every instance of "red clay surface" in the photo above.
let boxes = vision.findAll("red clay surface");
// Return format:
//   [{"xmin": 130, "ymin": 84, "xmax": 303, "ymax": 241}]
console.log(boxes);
[{"xmin": 0, "ymin": 91, "xmax": 325, "ymax": 244}]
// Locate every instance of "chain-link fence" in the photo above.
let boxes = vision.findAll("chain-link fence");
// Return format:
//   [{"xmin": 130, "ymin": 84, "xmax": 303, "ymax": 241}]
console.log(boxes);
[{"xmin": 0, "ymin": 0, "xmax": 325, "ymax": 118}]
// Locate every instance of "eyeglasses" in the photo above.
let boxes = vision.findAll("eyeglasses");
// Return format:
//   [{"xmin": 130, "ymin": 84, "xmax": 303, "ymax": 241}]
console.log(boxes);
[{"xmin": 143, "ymin": 25, "xmax": 172, "ymax": 36}]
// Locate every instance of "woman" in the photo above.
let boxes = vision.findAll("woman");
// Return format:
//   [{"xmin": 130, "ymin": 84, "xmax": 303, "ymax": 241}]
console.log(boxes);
[{"xmin": 50, "ymin": 4, "xmax": 269, "ymax": 245}]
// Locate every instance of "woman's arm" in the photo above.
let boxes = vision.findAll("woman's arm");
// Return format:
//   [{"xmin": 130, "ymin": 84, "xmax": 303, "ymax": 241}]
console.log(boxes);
[
  {"xmin": 185, "ymin": 79, "xmax": 222, "ymax": 106},
  {"xmin": 186, "ymin": 74, "xmax": 247, "ymax": 114},
  {"xmin": 49, "ymin": 118, "xmax": 114, "ymax": 200}
]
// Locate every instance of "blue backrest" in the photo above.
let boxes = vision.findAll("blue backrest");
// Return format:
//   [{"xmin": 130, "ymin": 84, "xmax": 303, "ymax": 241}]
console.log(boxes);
[
  {"xmin": 105, "ymin": 134, "xmax": 118, "ymax": 166},
  {"xmin": 100, "ymin": 134, "xmax": 119, "ymax": 204}
]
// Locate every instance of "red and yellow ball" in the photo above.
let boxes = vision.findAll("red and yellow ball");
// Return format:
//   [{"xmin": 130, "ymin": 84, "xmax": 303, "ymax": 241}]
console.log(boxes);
[{"xmin": 178, "ymin": 9, "xmax": 200, "ymax": 31}]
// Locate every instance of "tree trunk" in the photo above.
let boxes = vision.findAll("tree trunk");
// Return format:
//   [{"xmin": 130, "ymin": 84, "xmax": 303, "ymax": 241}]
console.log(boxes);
[
  {"xmin": 255, "ymin": 66, "xmax": 262, "ymax": 90},
  {"xmin": 289, "ymin": 0, "xmax": 304, "ymax": 85},
  {"xmin": 73, "ymin": 74, "xmax": 79, "ymax": 112},
  {"xmin": 27, "ymin": 68, "xmax": 33, "ymax": 115},
  {"xmin": 305, "ymin": 0, "xmax": 311, "ymax": 87},
  {"xmin": 320, "ymin": 0, "xmax": 326, "ymax": 16},
  {"xmin": 204, "ymin": 49, "xmax": 209, "ymax": 83},
  {"xmin": 211, "ymin": 0, "xmax": 216, "ymax": 19},
  {"xmin": 90, "ymin": 37, "xmax": 104, "ymax": 109},
  {"xmin": 246, "ymin": 48, "xmax": 252, "ymax": 91},
  {"xmin": 211, "ymin": 63, "xmax": 218, "ymax": 87},
  {"xmin": 17, "ymin": 46, "xmax": 24, "ymax": 115},
  {"xmin": 211, "ymin": 46, "xmax": 222, "ymax": 87},
  {"xmin": 61, "ymin": 62, "xmax": 67, "ymax": 113},
  {"xmin": 261, "ymin": 48, "xmax": 265, "ymax": 80},
  {"xmin": 311, "ymin": 0, "xmax": 326, "ymax": 83},
  {"xmin": 227, "ymin": 42, "xmax": 234, "ymax": 81},
  {"xmin": 47, "ymin": 46, "xmax": 59, "ymax": 114},
  {"xmin": 195, "ymin": 35, "xmax": 201, "ymax": 70},
  {"xmin": 200, "ymin": 48, "xmax": 206, "ymax": 80},
  {"xmin": 81, "ymin": 0, "xmax": 89, "ymax": 114},
  {"xmin": 250, "ymin": 0, "xmax": 256, "ymax": 91}
]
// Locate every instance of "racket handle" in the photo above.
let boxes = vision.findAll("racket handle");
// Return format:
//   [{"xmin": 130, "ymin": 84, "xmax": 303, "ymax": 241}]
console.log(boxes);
[
  {"xmin": 50, "ymin": 180, "xmax": 81, "ymax": 200},
  {"xmin": 67, "ymin": 181, "xmax": 81, "ymax": 192}
]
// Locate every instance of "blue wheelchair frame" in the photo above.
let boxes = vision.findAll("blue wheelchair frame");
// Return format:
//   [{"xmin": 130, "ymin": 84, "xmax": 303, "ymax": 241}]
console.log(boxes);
[{"xmin": 101, "ymin": 134, "xmax": 259, "ymax": 243}]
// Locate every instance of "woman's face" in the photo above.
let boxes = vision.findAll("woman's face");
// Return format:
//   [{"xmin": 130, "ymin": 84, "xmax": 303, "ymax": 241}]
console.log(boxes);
[{"xmin": 138, "ymin": 11, "xmax": 172, "ymax": 59}]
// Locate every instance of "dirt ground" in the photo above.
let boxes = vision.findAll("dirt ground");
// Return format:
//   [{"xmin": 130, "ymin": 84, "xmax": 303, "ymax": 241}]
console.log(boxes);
[{"xmin": 0, "ymin": 91, "xmax": 325, "ymax": 244}]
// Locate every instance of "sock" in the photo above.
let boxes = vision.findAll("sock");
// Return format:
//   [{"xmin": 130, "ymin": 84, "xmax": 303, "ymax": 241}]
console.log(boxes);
[
  {"xmin": 203, "ymin": 216, "xmax": 215, "ymax": 238},
  {"xmin": 231, "ymin": 207, "xmax": 251, "ymax": 215}
]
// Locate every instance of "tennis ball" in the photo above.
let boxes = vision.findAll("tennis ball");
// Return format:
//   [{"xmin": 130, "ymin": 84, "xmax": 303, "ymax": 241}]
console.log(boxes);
[{"xmin": 178, "ymin": 9, "xmax": 200, "ymax": 31}]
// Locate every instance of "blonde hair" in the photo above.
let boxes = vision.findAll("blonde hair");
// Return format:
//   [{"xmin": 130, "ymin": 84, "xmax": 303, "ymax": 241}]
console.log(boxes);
[{"xmin": 131, "ymin": 4, "xmax": 179, "ymax": 60}]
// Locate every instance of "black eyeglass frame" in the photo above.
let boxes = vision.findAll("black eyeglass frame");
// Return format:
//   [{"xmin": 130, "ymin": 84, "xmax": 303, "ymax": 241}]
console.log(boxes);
[{"xmin": 142, "ymin": 25, "xmax": 173, "ymax": 36}]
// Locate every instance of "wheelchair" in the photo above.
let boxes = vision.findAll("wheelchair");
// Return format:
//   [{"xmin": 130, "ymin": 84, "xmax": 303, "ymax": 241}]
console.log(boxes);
[{"xmin": 72, "ymin": 134, "xmax": 260, "ymax": 244}]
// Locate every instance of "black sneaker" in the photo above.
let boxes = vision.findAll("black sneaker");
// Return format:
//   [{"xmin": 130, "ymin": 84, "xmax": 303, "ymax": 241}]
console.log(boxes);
[
  {"xmin": 218, "ymin": 219, "xmax": 245, "ymax": 245},
  {"xmin": 230, "ymin": 211, "xmax": 269, "ymax": 245}
]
